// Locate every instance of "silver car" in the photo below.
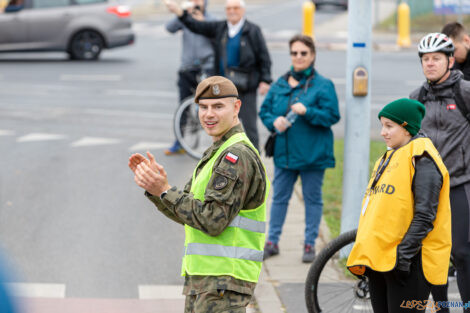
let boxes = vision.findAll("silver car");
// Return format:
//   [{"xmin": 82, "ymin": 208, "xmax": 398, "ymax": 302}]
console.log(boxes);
[{"xmin": 0, "ymin": 0, "xmax": 134, "ymax": 60}]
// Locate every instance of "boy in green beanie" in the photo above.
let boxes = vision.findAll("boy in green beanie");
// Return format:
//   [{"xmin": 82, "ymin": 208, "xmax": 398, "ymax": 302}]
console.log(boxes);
[{"xmin": 347, "ymin": 98, "xmax": 452, "ymax": 313}]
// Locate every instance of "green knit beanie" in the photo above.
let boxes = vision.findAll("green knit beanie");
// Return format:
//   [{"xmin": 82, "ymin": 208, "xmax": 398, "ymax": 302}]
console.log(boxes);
[{"xmin": 378, "ymin": 98, "xmax": 426, "ymax": 136}]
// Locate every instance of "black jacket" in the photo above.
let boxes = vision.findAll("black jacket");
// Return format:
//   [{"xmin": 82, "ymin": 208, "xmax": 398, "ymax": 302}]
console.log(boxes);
[
  {"xmin": 396, "ymin": 134, "xmax": 443, "ymax": 273},
  {"xmin": 454, "ymin": 53, "xmax": 470, "ymax": 81},
  {"xmin": 179, "ymin": 11, "xmax": 272, "ymax": 91}
]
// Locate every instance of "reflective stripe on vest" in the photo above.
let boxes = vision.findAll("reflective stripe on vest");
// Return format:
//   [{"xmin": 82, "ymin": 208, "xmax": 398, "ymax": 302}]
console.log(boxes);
[
  {"xmin": 186, "ymin": 243, "xmax": 264, "ymax": 262},
  {"xmin": 229, "ymin": 215, "xmax": 266, "ymax": 234}
]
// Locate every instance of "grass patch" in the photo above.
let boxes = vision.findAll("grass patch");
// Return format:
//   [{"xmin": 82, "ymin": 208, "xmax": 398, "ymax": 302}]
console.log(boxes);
[
  {"xmin": 377, "ymin": 12, "xmax": 470, "ymax": 33},
  {"xmin": 322, "ymin": 139, "xmax": 386, "ymax": 238}
]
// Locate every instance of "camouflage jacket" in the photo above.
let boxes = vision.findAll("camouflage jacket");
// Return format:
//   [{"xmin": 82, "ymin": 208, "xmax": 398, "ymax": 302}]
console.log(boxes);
[{"xmin": 146, "ymin": 124, "xmax": 267, "ymax": 295}]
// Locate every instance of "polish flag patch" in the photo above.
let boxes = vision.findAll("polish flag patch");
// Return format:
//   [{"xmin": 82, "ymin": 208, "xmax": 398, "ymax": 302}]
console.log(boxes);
[
  {"xmin": 447, "ymin": 104, "xmax": 457, "ymax": 110},
  {"xmin": 225, "ymin": 152, "xmax": 239, "ymax": 164}
]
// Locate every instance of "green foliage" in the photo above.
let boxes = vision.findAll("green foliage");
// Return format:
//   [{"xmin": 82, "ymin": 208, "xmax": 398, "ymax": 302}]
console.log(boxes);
[{"xmin": 322, "ymin": 139, "xmax": 386, "ymax": 238}]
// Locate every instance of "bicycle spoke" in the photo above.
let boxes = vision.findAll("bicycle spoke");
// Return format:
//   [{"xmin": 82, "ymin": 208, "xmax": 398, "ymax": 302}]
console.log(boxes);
[{"xmin": 319, "ymin": 287, "xmax": 355, "ymax": 307}]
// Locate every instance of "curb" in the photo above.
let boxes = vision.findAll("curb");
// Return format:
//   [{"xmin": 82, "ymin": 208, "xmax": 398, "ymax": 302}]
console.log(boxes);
[{"xmin": 255, "ymin": 157, "xmax": 333, "ymax": 313}]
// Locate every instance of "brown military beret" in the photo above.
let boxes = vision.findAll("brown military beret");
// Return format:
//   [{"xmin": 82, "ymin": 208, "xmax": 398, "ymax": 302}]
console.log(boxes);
[{"xmin": 194, "ymin": 76, "xmax": 239, "ymax": 103}]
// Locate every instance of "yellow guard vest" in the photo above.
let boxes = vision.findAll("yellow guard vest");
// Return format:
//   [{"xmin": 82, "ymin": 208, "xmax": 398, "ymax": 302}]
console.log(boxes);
[
  {"xmin": 347, "ymin": 137, "xmax": 451, "ymax": 285},
  {"xmin": 181, "ymin": 132, "xmax": 269, "ymax": 283}
]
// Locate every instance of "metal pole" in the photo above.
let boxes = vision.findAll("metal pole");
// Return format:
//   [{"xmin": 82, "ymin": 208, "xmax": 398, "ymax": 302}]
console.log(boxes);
[
  {"xmin": 340, "ymin": 0, "xmax": 373, "ymax": 236},
  {"xmin": 374, "ymin": 0, "xmax": 379, "ymax": 26}
]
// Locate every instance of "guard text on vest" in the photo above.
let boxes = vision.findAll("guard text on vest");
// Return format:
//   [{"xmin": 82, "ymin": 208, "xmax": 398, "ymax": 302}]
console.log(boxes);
[{"xmin": 366, "ymin": 184, "xmax": 395, "ymax": 196}]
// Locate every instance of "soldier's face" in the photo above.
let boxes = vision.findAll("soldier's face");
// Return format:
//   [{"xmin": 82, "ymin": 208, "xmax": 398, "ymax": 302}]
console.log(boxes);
[{"xmin": 198, "ymin": 97, "xmax": 241, "ymax": 141}]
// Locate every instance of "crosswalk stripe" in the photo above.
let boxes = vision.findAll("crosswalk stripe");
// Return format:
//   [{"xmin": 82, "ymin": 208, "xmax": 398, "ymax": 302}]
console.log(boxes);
[
  {"xmin": 60, "ymin": 74, "xmax": 122, "ymax": 82},
  {"xmin": 21, "ymin": 298, "xmax": 184, "ymax": 313},
  {"xmin": 129, "ymin": 142, "xmax": 172, "ymax": 151},
  {"xmin": 138, "ymin": 285, "xmax": 185, "ymax": 300},
  {"xmin": 17, "ymin": 133, "xmax": 66, "ymax": 142},
  {"xmin": 71, "ymin": 137, "xmax": 120, "ymax": 147},
  {"xmin": 6, "ymin": 283, "xmax": 66, "ymax": 298},
  {"xmin": 104, "ymin": 89, "xmax": 177, "ymax": 99}
]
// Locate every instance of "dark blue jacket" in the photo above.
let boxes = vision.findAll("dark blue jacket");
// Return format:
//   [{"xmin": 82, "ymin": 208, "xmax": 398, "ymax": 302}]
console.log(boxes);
[{"xmin": 259, "ymin": 70, "xmax": 340, "ymax": 170}]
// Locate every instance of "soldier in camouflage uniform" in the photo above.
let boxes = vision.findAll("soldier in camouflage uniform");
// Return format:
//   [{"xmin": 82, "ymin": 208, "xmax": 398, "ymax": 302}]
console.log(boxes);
[{"xmin": 129, "ymin": 76, "xmax": 268, "ymax": 313}]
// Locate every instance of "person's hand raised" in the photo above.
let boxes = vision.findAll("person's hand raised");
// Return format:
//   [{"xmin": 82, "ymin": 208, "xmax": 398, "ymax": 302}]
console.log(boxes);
[{"xmin": 163, "ymin": 0, "xmax": 183, "ymax": 17}]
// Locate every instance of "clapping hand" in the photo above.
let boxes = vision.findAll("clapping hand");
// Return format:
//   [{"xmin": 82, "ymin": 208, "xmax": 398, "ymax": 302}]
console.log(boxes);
[{"xmin": 129, "ymin": 151, "xmax": 171, "ymax": 197}]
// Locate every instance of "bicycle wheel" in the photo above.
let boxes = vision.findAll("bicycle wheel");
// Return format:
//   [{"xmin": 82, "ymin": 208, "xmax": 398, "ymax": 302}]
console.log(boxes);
[
  {"xmin": 305, "ymin": 229, "xmax": 373, "ymax": 313},
  {"xmin": 173, "ymin": 97, "xmax": 212, "ymax": 160}
]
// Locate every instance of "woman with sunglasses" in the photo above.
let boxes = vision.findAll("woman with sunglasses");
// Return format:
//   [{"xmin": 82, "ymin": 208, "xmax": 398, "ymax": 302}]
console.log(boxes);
[
  {"xmin": 259, "ymin": 34, "xmax": 340, "ymax": 263},
  {"xmin": 347, "ymin": 99, "xmax": 451, "ymax": 313}
]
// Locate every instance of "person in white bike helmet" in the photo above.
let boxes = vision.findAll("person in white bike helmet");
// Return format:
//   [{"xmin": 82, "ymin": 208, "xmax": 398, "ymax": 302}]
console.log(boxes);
[{"xmin": 410, "ymin": 32, "xmax": 470, "ymax": 312}]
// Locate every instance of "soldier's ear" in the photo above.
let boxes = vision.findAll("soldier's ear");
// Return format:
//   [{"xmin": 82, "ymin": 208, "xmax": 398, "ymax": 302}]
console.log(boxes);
[{"xmin": 234, "ymin": 98, "xmax": 241, "ymax": 115}]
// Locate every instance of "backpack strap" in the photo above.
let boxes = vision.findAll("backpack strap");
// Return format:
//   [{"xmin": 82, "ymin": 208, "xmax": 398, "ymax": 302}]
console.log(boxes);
[
  {"xmin": 417, "ymin": 86, "xmax": 427, "ymax": 104},
  {"xmin": 452, "ymin": 81, "xmax": 470, "ymax": 124}
]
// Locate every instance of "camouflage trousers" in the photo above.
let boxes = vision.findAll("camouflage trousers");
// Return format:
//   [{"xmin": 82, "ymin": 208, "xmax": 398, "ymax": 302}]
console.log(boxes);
[{"xmin": 184, "ymin": 289, "xmax": 252, "ymax": 313}]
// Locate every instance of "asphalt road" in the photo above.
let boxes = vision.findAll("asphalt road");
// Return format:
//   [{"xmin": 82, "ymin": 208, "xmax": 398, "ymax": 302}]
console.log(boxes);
[{"xmin": 0, "ymin": 1, "xmax": 427, "ymax": 308}]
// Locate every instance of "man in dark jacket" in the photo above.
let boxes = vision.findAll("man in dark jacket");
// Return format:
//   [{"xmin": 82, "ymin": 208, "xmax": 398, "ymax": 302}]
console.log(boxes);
[
  {"xmin": 442, "ymin": 22, "xmax": 470, "ymax": 80},
  {"xmin": 165, "ymin": 0, "xmax": 272, "ymax": 150},
  {"xmin": 410, "ymin": 32, "xmax": 470, "ymax": 312}
]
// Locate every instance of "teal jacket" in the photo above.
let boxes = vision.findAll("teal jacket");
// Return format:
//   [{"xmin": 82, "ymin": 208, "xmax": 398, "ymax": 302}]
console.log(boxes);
[{"xmin": 259, "ymin": 70, "xmax": 340, "ymax": 170}]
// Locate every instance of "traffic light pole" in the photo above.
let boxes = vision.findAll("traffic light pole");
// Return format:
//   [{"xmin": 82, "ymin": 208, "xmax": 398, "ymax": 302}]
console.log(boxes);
[{"xmin": 340, "ymin": 0, "xmax": 373, "ymax": 236}]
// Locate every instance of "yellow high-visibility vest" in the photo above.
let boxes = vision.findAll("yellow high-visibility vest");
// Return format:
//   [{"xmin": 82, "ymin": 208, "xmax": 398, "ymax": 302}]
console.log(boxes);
[
  {"xmin": 347, "ymin": 137, "xmax": 451, "ymax": 285},
  {"xmin": 181, "ymin": 132, "xmax": 269, "ymax": 283}
]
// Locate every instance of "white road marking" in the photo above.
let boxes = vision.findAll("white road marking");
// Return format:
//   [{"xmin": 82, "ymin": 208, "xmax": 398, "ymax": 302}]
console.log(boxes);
[
  {"xmin": 129, "ymin": 142, "xmax": 172, "ymax": 151},
  {"xmin": 17, "ymin": 133, "xmax": 66, "ymax": 142},
  {"xmin": 83, "ymin": 108, "xmax": 173, "ymax": 120},
  {"xmin": 71, "ymin": 137, "xmax": 120, "ymax": 147},
  {"xmin": 60, "ymin": 74, "xmax": 122, "ymax": 82},
  {"xmin": 0, "ymin": 130, "xmax": 14, "ymax": 136},
  {"xmin": 6, "ymin": 283, "xmax": 66, "ymax": 298},
  {"xmin": 138, "ymin": 285, "xmax": 185, "ymax": 300},
  {"xmin": 104, "ymin": 89, "xmax": 177, "ymax": 98}
]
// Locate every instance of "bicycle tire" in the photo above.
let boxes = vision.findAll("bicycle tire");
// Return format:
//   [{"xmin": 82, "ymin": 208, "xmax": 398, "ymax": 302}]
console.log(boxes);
[
  {"xmin": 305, "ymin": 229, "xmax": 373, "ymax": 313},
  {"xmin": 173, "ymin": 97, "xmax": 211, "ymax": 160}
]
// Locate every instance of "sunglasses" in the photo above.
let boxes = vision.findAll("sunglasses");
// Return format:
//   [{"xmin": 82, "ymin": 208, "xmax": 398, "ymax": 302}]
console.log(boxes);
[{"xmin": 290, "ymin": 51, "xmax": 309, "ymax": 57}]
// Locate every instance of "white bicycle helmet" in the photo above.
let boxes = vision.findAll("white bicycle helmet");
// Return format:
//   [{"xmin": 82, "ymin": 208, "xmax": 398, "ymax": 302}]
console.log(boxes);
[{"xmin": 418, "ymin": 33, "xmax": 454, "ymax": 57}]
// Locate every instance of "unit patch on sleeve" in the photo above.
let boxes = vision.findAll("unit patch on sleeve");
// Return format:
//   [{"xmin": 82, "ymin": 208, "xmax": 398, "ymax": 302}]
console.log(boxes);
[
  {"xmin": 213, "ymin": 175, "xmax": 228, "ymax": 190},
  {"xmin": 225, "ymin": 152, "xmax": 239, "ymax": 164}
]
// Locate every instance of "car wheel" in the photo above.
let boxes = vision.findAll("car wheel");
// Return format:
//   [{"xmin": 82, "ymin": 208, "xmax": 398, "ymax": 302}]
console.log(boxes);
[{"xmin": 69, "ymin": 30, "xmax": 104, "ymax": 61}]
